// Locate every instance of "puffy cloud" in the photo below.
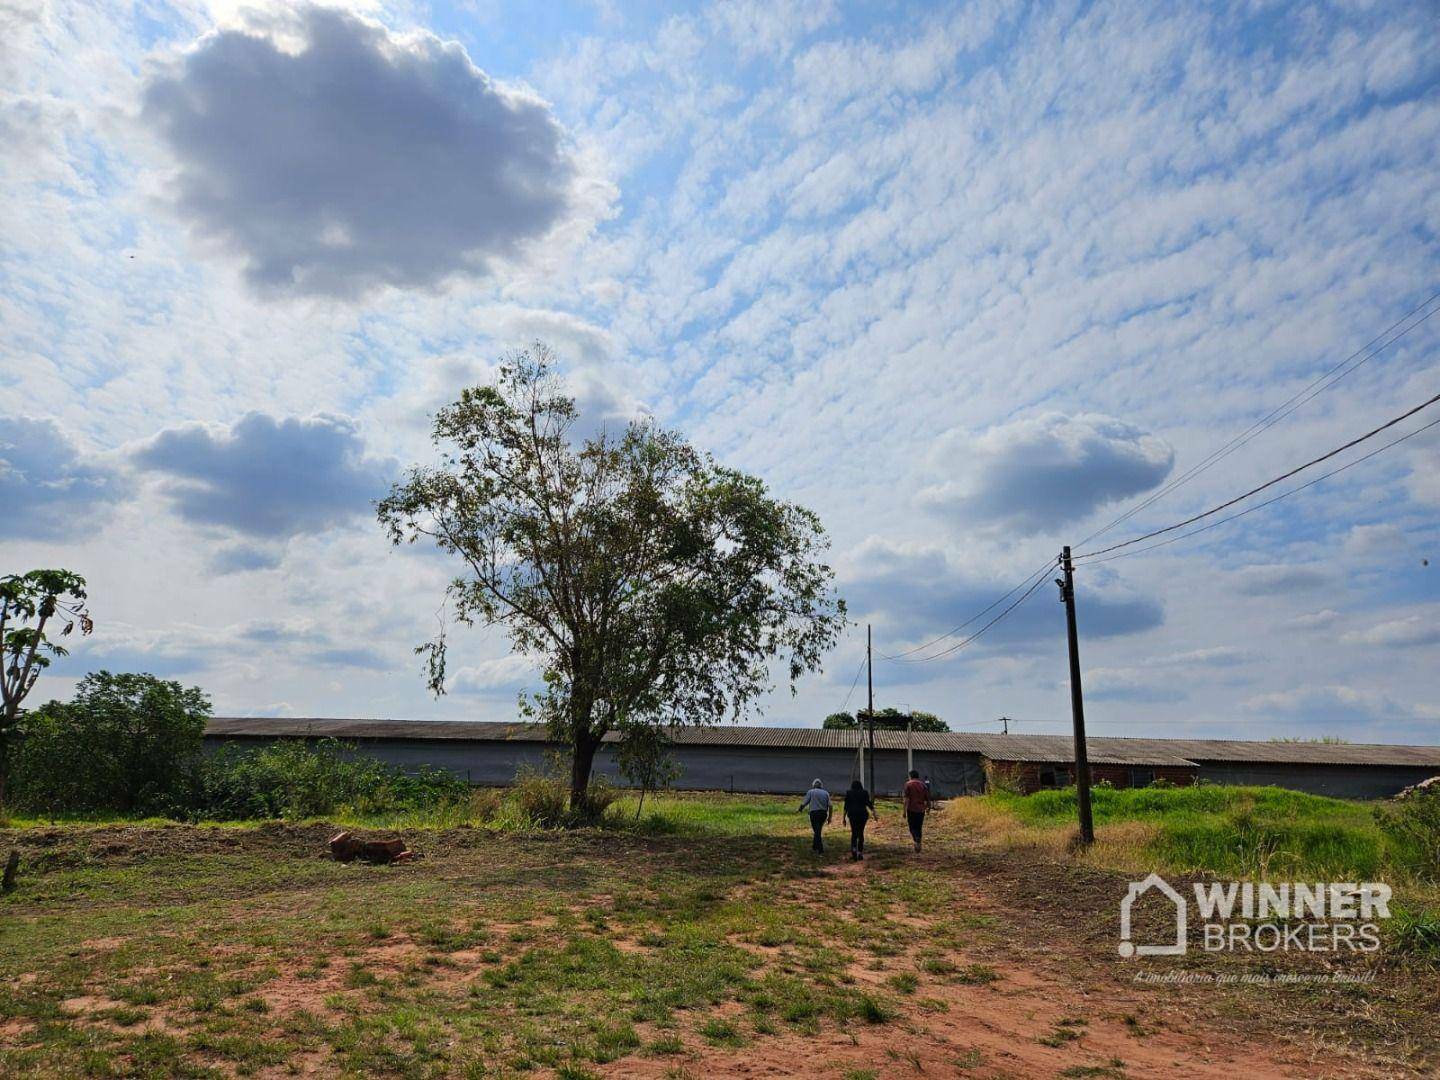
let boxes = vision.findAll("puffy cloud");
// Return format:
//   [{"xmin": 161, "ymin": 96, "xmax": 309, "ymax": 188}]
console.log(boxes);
[
  {"xmin": 0, "ymin": 416, "xmax": 129, "ymax": 540},
  {"xmin": 917, "ymin": 413, "xmax": 1173, "ymax": 536},
  {"xmin": 142, "ymin": 6, "xmax": 594, "ymax": 298},
  {"xmin": 1232, "ymin": 563, "xmax": 1328, "ymax": 596},
  {"xmin": 1245, "ymin": 685, "xmax": 1440, "ymax": 729},
  {"xmin": 208, "ymin": 544, "xmax": 284, "ymax": 575},
  {"xmin": 1343, "ymin": 615, "xmax": 1440, "ymax": 649},
  {"xmin": 1086, "ymin": 669, "xmax": 1186, "ymax": 704},
  {"xmin": 839, "ymin": 538, "xmax": 1163, "ymax": 656},
  {"xmin": 449, "ymin": 654, "xmax": 536, "ymax": 695},
  {"xmin": 1287, "ymin": 609, "xmax": 1341, "ymax": 631},
  {"xmin": 132, "ymin": 412, "xmax": 395, "ymax": 540}
]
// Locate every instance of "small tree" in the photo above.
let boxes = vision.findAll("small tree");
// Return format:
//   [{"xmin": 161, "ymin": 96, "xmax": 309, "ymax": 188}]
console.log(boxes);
[
  {"xmin": 13, "ymin": 672, "xmax": 209, "ymax": 815},
  {"xmin": 613, "ymin": 728, "xmax": 683, "ymax": 820},
  {"xmin": 378, "ymin": 347, "xmax": 846, "ymax": 811},
  {"xmin": 0, "ymin": 570, "xmax": 91, "ymax": 806},
  {"xmin": 828, "ymin": 707, "xmax": 949, "ymax": 732}
]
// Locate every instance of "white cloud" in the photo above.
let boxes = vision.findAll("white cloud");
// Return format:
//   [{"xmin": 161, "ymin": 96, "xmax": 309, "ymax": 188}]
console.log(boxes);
[
  {"xmin": 1343, "ymin": 615, "xmax": 1440, "ymax": 649},
  {"xmin": 0, "ymin": 416, "xmax": 130, "ymax": 540},
  {"xmin": 449, "ymin": 654, "xmax": 537, "ymax": 695},
  {"xmin": 917, "ymin": 413, "xmax": 1174, "ymax": 536},
  {"xmin": 141, "ymin": 6, "xmax": 606, "ymax": 298},
  {"xmin": 132, "ymin": 413, "xmax": 396, "ymax": 540},
  {"xmin": 1232, "ymin": 563, "xmax": 1329, "ymax": 596}
]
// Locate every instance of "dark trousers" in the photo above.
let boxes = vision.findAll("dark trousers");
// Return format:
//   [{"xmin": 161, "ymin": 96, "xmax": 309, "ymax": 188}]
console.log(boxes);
[
  {"xmin": 907, "ymin": 810, "xmax": 926, "ymax": 844},
  {"xmin": 850, "ymin": 818, "xmax": 867, "ymax": 855},
  {"xmin": 809, "ymin": 811, "xmax": 827, "ymax": 852}
]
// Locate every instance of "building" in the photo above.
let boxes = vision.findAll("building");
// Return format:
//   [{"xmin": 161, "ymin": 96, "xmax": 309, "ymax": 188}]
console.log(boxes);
[{"xmin": 204, "ymin": 718, "xmax": 1440, "ymax": 800}]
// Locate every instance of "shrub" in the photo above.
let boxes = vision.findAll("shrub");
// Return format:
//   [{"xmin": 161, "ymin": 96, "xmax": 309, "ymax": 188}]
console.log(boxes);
[
  {"xmin": 502, "ymin": 763, "xmax": 620, "ymax": 828},
  {"xmin": 505, "ymin": 764, "xmax": 570, "ymax": 827},
  {"xmin": 192, "ymin": 738, "xmax": 469, "ymax": 821},
  {"xmin": 12, "ymin": 672, "xmax": 209, "ymax": 816},
  {"xmin": 983, "ymin": 761, "xmax": 1025, "ymax": 795},
  {"xmin": 1376, "ymin": 788, "xmax": 1440, "ymax": 882}
]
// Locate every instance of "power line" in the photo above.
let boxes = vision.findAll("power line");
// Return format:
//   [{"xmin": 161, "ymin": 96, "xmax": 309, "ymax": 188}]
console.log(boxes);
[
  {"xmin": 888, "ymin": 569, "xmax": 1053, "ymax": 664},
  {"xmin": 878, "ymin": 559, "xmax": 1054, "ymax": 661},
  {"xmin": 1077, "ymin": 290, "xmax": 1440, "ymax": 548},
  {"xmin": 1075, "ymin": 389, "xmax": 1440, "ymax": 561},
  {"xmin": 836, "ymin": 654, "xmax": 866, "ymax": 714},
  {"xmin": 1082, "ymin": 412, "xmax": 1440, "ymax": 565}
]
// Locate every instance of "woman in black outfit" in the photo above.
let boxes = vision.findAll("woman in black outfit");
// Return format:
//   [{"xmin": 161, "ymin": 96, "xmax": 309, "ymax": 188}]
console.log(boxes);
[{"xmin": 842, "ymin": 779, "xmax": 878, "ymax": 861}]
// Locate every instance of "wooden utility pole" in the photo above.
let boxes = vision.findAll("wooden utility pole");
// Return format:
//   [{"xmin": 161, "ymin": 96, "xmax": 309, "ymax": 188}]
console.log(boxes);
[
  {"xmin": 1059, "ymin": 547, "xmax": 1095, "ymax": 845},
  {"xmin": 866, "ymin": 624, "xmax": 876, "ymax": 795}
]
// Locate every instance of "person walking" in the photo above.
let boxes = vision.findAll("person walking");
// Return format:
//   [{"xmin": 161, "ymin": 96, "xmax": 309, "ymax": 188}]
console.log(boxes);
[
  {"xmin": 902, "ymin": 769, "xmax": 930, "ymax": 852},
  {"xmin": 842, "ymin": 779, "xmax": 877, "ymax": 861},
  {"xmin": 797, "ymin": 779, "xmax": 832, "ymax": 853}
]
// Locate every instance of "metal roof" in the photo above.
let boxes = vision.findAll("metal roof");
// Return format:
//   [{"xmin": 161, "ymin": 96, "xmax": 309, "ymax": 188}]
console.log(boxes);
[{"xmin": 205, "ymin": 718, "xmax": 1440, "ymax": 769}]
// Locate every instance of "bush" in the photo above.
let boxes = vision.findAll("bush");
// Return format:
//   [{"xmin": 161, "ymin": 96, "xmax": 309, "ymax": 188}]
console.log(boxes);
[
  {"xmin": 12, "ymin": 672, "xmax": 209, "ymax": 816},
  {"xmin": 192, "ymin": 738, "xmax": 470, "ymax": 821},
  {"xmin": 503, "ymin": 763, "xmax": 620, "ymax": 828},
  {"xmin": 508, "ymin": 765, "xmax": 572, "ymax": 828},
  {"xmin": 1376, "ymin": 789, "xmax": 1440, "ymax": 882}
]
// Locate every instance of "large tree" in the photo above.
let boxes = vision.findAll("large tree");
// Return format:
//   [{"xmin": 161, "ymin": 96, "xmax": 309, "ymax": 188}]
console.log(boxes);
[
  {"xmin": 378, "ymin": 348, "xmax": 846, "ymax": 809},
  {"xmin": 0, "ymin": 569, "xmax": 91, "ymax": 806}
]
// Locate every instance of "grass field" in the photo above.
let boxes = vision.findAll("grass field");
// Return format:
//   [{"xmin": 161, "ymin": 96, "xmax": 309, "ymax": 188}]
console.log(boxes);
[
  {"xmin": 949, "ymin": 784, "xmax": 1422, "ymax": 875},
  {"xmin": 2, "ymin": 791, "xmax": 1438, "ymax": 1078}
]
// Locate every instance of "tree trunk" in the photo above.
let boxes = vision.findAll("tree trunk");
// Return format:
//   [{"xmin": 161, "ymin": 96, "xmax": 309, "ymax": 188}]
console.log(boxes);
[
  {"xmin": 0, "ymin": 723, "xmax": 10, "ymax": 811},
  {"xmin": 570, "ymin": 737, "xmax": 598, "ymax": 818}
]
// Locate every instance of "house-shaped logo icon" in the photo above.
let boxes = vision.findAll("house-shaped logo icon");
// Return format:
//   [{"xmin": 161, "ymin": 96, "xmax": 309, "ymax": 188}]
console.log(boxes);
[{"xmin": 1119, "ymin": 873, "xmax": 1187, "ymax": 957}]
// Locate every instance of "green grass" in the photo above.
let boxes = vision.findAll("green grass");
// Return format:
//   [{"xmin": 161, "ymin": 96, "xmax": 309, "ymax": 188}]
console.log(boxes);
[
  {"xmin": 1, "ymin": 791, "xmax": 858, "ymax": 837},
  {"xmin": 989, "ymin": 785, "xmax": 1398, "ymax": 880}
]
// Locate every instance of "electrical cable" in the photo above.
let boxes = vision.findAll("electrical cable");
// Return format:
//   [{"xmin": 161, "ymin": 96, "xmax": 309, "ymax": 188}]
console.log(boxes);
[
  {"xmin": 1081, "ymin": 412, "xmax": 1440, "ymax": 565},
  {"xmin": 878, "ymin": 558, "xmax": 1055, "ymax": 661},
  {"xmin": 1076, "ymin": 291, "xmax": 1440, "ymax": 548},
  {"xmin": 1075, "ymin": 390, "xmax": 1440, "ymax": 561},
  {"xmin": 888, "ymin": 568, "xmax": 1053, "ymax": 664}
]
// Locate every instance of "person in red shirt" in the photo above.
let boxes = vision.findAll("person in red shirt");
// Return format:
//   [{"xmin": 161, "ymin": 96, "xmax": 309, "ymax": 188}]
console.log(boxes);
[{"xmin": 902, "ymin": 770, "xmax": 930, "ymax": 852}]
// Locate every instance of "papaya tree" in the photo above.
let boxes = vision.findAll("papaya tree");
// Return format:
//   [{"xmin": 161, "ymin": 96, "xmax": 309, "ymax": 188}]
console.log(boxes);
[{"xmin": 0, "ymin": 569, "xmax": 91, "ymax": 805}]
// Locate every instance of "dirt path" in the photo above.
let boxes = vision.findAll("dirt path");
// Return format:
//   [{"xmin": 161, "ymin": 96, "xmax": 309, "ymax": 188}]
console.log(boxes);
[{"xmin": 603, "ymin": 843, "xmax": 1394, "ymax": 1079}]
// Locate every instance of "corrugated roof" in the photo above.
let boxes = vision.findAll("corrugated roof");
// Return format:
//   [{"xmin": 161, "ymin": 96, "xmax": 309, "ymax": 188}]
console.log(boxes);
[{"xmin": 205, "ymin": 718, "xmax": 1440, "ymax": 769}]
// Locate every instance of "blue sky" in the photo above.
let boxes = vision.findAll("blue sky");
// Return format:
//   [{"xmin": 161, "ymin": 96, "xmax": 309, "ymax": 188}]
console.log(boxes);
[{"xmin": 2, "ymin": 0, "xmax": 1438, "ymax": 741}]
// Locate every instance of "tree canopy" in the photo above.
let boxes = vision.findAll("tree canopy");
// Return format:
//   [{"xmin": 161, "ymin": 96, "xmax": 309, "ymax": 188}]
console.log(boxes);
[
  {"xmin": 823, "ymin": 707, "xmax": 949, "ymax": 733},
  {"xmin": 13, "ymin": 671, "xmax": 209, "ymax": 815},
  {"xmin": 0, "ymin": 569, "xmax": 91, "ymax": 805},
  {"xmin": 378, "ymin": 347, "xmax": 846, "ymax": 807}
]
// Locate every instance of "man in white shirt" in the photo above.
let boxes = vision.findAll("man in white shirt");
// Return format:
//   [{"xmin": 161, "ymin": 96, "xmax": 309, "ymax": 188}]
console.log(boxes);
[{"xmin": 797, "ymin": 779, "xmax": 833, "ymax": 853}]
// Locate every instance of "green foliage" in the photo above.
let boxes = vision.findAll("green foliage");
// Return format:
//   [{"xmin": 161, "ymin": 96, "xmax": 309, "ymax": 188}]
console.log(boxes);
[
  {"xmin": 0, "ymin": 568, "xmax": 92, "ymax": 803},
  {"xmin": 12, "ymin": 671, "xmax": 208, "ymax": 815},
  {"xmin": 982, "ymin": 760, "xmax": 1025, "ymax": 795},
  {"xmin": 192, "ymin": 738, "xmax": 470, "ymax": 821},
  {"xmin": 502, "ymin": 761, "xmax": 619, "ymax": 828},
  {"xmin": 377, "ymin": 346, "xmax": 846, "ymax": 807},
  {"xmin": 612, "ymin": 728, "xmax": 683, "ymax": 818},
  {"xmin": 990, "ymin": 785, "xmax": 1395, "ymax": 880},
  {"xmin": 826, "ymin": 707, "xmax": 948, "ymax": 732},
  {"xmin": 1387, "ymin": 906, "xmax": 1440, "ymax": 956},
  {"xmin": 1376, "ymin": 788, "xmax": 1440, "ymax": 882}
]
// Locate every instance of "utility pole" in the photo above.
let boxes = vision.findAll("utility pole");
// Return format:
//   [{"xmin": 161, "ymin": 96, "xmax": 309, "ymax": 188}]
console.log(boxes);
[
  {"xmin": 1058, "ymin": 547, "xmax": 1095, "ymax": 845},
  {"xmin": 866, "ymin": 624, "xmax": 876, "ymax": 795}
]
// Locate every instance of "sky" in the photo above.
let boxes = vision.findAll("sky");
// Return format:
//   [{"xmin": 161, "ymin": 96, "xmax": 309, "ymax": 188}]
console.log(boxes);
[{"xmin": 2, "ymin": 0, "xmax": 1438, "ymax": 742}]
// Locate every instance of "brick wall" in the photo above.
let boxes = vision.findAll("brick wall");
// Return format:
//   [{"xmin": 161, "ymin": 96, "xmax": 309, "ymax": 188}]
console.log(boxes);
[{"xmin": 986, "ymin": 759, "xmax": 1198, "ymax": 794}]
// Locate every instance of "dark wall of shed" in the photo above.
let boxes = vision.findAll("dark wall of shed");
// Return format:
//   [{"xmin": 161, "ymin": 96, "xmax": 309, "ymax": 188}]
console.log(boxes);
[
  {"xmin": 201, "ymin": 736, "xmax": 987, "ymax": 797},
  {"xmin": 1195, "ymin": 762, "xmax": 1439, "ymax": 799}
]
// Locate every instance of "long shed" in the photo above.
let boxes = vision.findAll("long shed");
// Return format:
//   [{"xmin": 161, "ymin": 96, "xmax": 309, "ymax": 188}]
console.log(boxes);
[{"xmin": 203, "ymin": 719, "xmax": 1440, "ymax": 799}]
